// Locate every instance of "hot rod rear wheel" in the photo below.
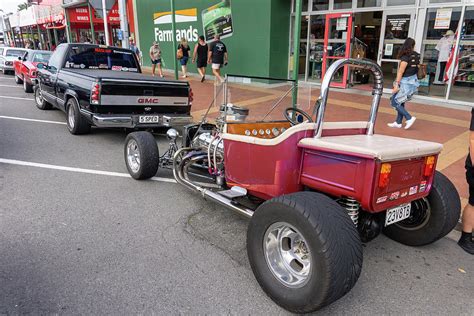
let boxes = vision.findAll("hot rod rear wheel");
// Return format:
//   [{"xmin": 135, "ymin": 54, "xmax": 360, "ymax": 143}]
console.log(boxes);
[
  {"xmin": 247, "ymin": 192, "xmax": 363, "ymax": 313},
  {"xmin": 23, "ymin": 79, "xmax": 33, "ymax": 93},
  {"xmin": 66, "ymin": 98, "xmax": 91, "ymax": 135},
  {"xmin": 15, "ymin": 73, "xmax": 22, "ymax": 84},
  {"xmin": 383, "ymin": 171, "xmax": 461, "ymax": 246},
  {"xmin": 124, "ymin": 131, "xmax": 159, "ymax": 180}
]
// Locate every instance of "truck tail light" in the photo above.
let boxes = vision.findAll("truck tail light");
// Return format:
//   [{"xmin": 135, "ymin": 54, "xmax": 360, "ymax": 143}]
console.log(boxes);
[
  {"xmin": 188, "ymin": 87, "xmax": 193, "ymax": 105},
  {"xmin": 423, "ymin": 156, "xmax": 436, "ymax": 177},
  {"xmin": 378, "ymin": 163, "xmax": 391, "ymax": 189},
  {"xmin": 90, "ymin": 82, "xmax": 101, "ymax": 105}
]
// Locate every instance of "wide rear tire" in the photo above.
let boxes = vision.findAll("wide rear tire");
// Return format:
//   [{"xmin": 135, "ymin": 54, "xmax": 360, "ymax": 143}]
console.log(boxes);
[
  {"xmin": 383, "ymin": 171, "xmax": 461, "ymax": 246},
  {"xmin": 15, "ymin": 73, "xmax": 23, "ymax": 84},
  {"xmin": 35, "ymin": 86, "xmax": 52, "ymax": 110},
  {"xmin": 66, "ymin": 98, "xmax": 91, "ymax": 135},
  {"xmin": 23, "ymin": 79, "xmax": 33, "ymax": 93},
  {"xmin": 247, "ymin": 192, "xmax": 363, "ymax": 313},
  {"xmin": 124, "ymin": 131, "xmax": 159, "ymax": 180}
]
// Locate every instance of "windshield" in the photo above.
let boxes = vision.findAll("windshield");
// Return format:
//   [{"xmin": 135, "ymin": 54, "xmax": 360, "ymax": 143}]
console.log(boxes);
[
  {"xmin": 64, "ymin": 46, "xmax": 139, "ymax": 72},
  {"xmin": 32, "ymin": 52, "xmax": 52, "ymax": 63},
  {"xmin": 6, "ymin": 49, "xmax": 25, "ymax": 57}
]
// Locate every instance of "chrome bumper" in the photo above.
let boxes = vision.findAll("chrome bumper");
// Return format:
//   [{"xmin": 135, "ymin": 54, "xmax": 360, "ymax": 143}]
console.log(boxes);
[{"xmin": 81, "ymin": 110, "xmax": 193, "ymax": 128}]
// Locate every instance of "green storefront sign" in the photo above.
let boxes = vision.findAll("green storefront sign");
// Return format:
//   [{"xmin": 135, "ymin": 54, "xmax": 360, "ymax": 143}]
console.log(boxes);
[{"xmin": 135, "ymin": 0, "xmax": 291, "ymax": 79}]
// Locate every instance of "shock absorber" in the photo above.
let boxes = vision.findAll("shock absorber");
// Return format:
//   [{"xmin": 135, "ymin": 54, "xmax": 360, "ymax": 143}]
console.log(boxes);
[{"xmin": 337, "ymin": 197, "xmax": 360, "ymax": 226}]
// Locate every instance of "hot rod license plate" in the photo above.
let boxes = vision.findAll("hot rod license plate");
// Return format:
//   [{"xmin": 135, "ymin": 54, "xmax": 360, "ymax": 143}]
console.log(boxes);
[
  {"xmin": 385, "ymin": 203, "xmax": 411, "ymax": 226},
  {"xmin": 139, "ymin": 115, "xmax": 160, "ymax": 124}
]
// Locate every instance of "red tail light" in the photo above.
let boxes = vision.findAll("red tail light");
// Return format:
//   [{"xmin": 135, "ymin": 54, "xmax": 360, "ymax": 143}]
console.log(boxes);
[
  {"xmin": 378, "ymin": 163, "xmax": 391, "ymax": 189},
  {"xmin": 90, "ymin": 82, "xmax": 101, "ymax": 105},
  {"xmin": 423, "ymin": 156, "xmax": 436, "ymax": 177},
  {"xmin": 188, "ymin": 87, "xmax": 193, "ymax": 105}
]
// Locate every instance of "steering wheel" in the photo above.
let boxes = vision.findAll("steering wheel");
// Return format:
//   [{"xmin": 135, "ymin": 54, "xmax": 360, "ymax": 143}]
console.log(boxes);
[{"xmin": 284, "ymin": 107, "xmax": 313, "ymax": 126}]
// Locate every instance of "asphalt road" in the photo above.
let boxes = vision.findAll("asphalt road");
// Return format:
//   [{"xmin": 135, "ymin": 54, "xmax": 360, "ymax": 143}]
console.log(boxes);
[{"xmin": 0, "ymin": 72, "xmax": 473, "ymax": 315}]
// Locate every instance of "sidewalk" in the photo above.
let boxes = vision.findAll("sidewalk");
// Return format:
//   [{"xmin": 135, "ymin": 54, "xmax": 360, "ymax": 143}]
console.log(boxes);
[{"xmin": 144, "ymin": 68, "xmax": 471, "ymax": 209}]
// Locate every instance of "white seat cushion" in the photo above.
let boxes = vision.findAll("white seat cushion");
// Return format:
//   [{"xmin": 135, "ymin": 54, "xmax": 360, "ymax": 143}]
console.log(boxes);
[{"xmin": 299, "ymin": 134, "xmax": 443, "ymax": 161}]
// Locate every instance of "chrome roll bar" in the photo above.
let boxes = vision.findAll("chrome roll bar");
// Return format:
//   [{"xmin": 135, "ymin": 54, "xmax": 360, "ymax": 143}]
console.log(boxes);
[{"xmin": 314, "ymin": 58, "xmax": 384, "ymax": 138}]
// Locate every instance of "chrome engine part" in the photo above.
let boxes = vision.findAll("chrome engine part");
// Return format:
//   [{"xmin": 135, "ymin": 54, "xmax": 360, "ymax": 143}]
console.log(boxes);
[{"xmin": 192, "ymin": 132, "xmax": 224, "ymax": 155}]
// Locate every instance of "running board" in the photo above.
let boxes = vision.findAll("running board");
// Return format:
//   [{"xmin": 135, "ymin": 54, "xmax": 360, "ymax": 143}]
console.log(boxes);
[{"xmin": 217, "ymin": 186, "xmax": 247, "ymax": 199}]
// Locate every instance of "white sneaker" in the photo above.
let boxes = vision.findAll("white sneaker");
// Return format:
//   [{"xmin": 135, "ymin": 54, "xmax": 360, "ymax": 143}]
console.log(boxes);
[
  {"xmin": 404, "ymin": 117, "xmax": 416, "ymax": 129},
  {"xmin": 387, "ymin": 122, "xmax": 402, "ymax": 128}
]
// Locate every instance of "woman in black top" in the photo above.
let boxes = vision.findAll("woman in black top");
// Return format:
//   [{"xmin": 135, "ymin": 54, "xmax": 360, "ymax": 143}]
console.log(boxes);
[
  {"xmin": 178, "ymin": 38, "xmax": 191, "ymax": 78},
  {"xmin": 387, "ymin": 38, "xmax": 420, "ymax": 130},
  {"xmin": 192, "ymin": 35, "xmax": 209, "ymax": 82}
]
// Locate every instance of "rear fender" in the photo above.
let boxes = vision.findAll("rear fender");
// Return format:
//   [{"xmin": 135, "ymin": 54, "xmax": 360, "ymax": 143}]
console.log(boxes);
[{"xmin": 63, "ymin": 90, "xmax": 80, "ymax": 111}]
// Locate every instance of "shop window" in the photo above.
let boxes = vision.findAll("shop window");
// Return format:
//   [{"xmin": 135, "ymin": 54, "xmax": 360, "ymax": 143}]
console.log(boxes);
[
  {"xmin": 290, "ymin": 15, "xmax": 309, "ymax": 78},
  {"xmin": 429, "ymin": 0, "xmax": 460, "ymax": 3},
  {"xmin": 449, "ymin": 7, "xmax": 474, "ymax": 103},
  {"xmin": 386, "ymin": 0, "xmax": 416, "ymax": 5},
  {"xmin": 308, "ymin": 15, "xmax": 325, "ymax": 81},
  {"xmin": 312, "ymin": 0, "xmax": 329, "ymax": 11},
  {"xmin": 333, "ymin": 0, "xmax": 352, "ymax": 10},
  {"xmin": 419, "ymin": 7, "xmax": 462, "ymax": 98},
  {"xmin": 357, "ymin": 0, "xmax": 381, "ymax": 7}
]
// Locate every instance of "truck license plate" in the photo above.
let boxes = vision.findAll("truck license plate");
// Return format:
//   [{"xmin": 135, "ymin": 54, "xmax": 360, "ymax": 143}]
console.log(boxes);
[
  {"xmin": 139, "ymin": 115, "xmax": 160, "ymax": 124},
  {"xmin": 385, "ymin": 203, "xmax": 411, "ymax": 226}
]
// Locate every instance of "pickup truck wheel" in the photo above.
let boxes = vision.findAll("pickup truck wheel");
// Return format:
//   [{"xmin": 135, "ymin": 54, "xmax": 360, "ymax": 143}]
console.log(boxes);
[
  {"xmin": 15, "ymin": 73, "xmax": 22, "ymax": 84},
  {"xmin": 383, "ymin": 171, "xmax": 461, "ymax": 246},
  {"xmin": 124, "ymin": 132, "xmax": 159, "ymax": 180},
  {"xmin": 35, "ymin": 86, "xmax": 52, "ymax": 110},
  {"xmin": 66, "ymin": 98, "xmax": 91, "ymax": 135},
  {"xmin": 247, "ymin": 192, "xmax": 363, "ymax": 313},
  {"xmin": 23, "ymin": 79, "xmax": 33, "ymax": 93}
]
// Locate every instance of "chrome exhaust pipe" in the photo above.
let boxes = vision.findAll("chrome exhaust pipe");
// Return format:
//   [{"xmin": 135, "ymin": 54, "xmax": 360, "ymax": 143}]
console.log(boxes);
[{"xmin": 173, "ymin": 147, "xmax": 254, "ymax": 218}]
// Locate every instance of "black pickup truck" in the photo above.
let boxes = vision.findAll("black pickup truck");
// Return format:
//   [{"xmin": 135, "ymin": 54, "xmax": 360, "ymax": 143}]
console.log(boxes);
[{"xmin": 34, "ymin": 43, "xmax": 193, "ymax": 134}]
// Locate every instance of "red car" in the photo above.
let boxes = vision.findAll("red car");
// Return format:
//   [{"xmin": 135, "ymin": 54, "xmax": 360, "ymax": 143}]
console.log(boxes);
[{"xmin": 13, "ymin": 50, "xmax": 52, "ymax": 93}]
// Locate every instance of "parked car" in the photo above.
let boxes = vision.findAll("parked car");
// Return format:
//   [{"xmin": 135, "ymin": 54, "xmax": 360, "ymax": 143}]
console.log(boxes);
[
  {"xmin": 124, "ymin": 59, "xmax": 461, "ymax": 313},
  {"xmin": 0, "ymin": 47, "xmax": 27, "ymax": 74},
  {"xmin": 35, "ymin": 43, "xmax": 193, "ymax": 135},
  {"xmin": 13, "ymin": 49, "xmax": 52, "ymax": 92}
]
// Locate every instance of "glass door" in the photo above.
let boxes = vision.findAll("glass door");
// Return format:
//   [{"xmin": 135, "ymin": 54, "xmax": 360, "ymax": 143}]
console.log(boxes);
[
  {"xmin": 322, "ymin": 13, "xmax": 353, "ymax": 88},
  {"xmin": 378, "ymin": 10, "xmax": 416, "ymax": 90}
]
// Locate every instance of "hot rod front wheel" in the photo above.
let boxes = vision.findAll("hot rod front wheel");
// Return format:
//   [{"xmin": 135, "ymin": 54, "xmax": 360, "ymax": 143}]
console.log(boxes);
[
  {"xmin": 124, "ymin": 131, "xmax": 159, "ymax": 180},
  {"xmin": 383, "ymin": 171, "xmax": 461, "ymax": 246},
  {"xmin": 247, "ymin": 192, "xmax": 363, "ymax": 313}
]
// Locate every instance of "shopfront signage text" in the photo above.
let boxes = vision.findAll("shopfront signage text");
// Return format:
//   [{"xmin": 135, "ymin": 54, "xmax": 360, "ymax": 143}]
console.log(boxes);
[{"xmin": 153, "ymin": 8, "xmax": 199, "ymax": 42}]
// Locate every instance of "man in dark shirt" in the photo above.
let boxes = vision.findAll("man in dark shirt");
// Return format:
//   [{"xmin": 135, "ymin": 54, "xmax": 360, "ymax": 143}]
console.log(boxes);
[
  {"xmin": 460, "ymin": 108, "xmax": 474, "ymax": 255},
  {"xmin": 207, "ymin": 34, "xmax": 228, "ymax": 83}
]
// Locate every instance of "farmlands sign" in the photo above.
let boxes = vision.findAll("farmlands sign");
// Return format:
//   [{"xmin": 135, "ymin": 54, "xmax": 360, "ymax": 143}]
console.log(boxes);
[{"xmin": 153, "ymin": 8, "xmax": 199, "ymax": 42}]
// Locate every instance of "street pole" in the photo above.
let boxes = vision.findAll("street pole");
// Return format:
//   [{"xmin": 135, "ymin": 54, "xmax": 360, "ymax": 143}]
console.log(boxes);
[
  {"xmin": 102, "ymin": 0, "xmax": 110, "ymax": 45},
  {"xmin": 171, "ymin": 0, "xmax": 178, "ymax": 80},
  {"xmin": 292, "ymin": 0, "xmax": 302, "ymax": 107},
  {"xmin": 64, "ymin": 8, "xmax": 72, "ymax": 43},
  {"xmin": 88, "ymin": 2, "xmax": 96, "ymax": 44},
  {"xmin": 118, "ymin": 0, "xmax": 129, "ymax": 48}
]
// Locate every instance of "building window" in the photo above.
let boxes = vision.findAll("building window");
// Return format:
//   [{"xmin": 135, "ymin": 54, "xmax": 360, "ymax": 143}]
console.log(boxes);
[
  {"xmin": 312, "ymin": 0, "xmax": 329, "ymax": 11},
  {"xmin": 357, "ymin": 0, "xmax": 382, "ymax": 7},
  {"xmin": 429, "ymin": 0, "xmax": 460, "ymax": 3},
  {"xmin": 333, "ymin": 0, "xmax": 352, "ymax": 10},
  {"xmin": 308, "ymin": 15, "xmax": 325, "ymax": 81},
  {"xmin": 292, "ymin": 0, "xmax": 309, "ymax": 13},
  {"xmin": 386, "ymin": 0, "xmax": 416, "ymax": 5}
]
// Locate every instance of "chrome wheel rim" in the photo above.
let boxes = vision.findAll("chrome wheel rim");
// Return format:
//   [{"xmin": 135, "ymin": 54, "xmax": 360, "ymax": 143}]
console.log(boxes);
[
  {"xmin": 395, "ymin": 198, "xmax": 431, "ymax": 231},
  {"xmin": 68, "ymin": 105, "xmax": 75, "ymax": 129},
  {"xmin": 263, "ymin": 222, "xmax": 311, "ymax": 288},
  {"xmin": 126, "ymin": 139, "xmax": 140, "ymax": 173},
  {"xmin": 35, "ymin": 88, "xmax": 43, "ymax": 105}
]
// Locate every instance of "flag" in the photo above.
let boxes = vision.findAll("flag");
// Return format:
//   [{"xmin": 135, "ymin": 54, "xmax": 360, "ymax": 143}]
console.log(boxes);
[{"xmin": 444, "ymin": 28, "xmax": 460, "ymax": 82}]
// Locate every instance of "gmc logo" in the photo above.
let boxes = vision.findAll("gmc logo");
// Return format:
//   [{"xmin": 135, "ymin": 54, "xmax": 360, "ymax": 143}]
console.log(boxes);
[{"xmin": 138, "ymin": 98, "xmax": 159, "ymax": 104}]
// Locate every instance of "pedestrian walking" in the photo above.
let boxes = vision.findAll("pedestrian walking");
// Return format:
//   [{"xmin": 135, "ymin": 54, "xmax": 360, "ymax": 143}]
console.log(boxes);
[
  {"xmin": 207, "ymin": 34, "xmax": 228, "ymax": 83},
  {"xmin": 459, "ymin": 110, "xmax": 474, "ymax": 255},
  {"xmin": 129, "ymin": 37, "xmax": 141, "ymax": 62},
  {"xmin": 387, "ymin": 37, "xmax": 418, "ymax": 130},
  {"xmin": 177, "ymin": 38, "xmax": 191, "ymax": 78},
  {"xmin": 192, "ymin": 35, "xmax": 208, "ymax": 82},
  {"xmin": 149, "ymin": 41, "xmax": 163, "ymax": 77}
]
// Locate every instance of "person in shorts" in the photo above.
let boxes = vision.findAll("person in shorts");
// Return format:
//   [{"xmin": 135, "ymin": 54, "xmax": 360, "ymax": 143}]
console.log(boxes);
[
  {"xmin": 192, "ymin": 35, "xmax": 209, "ymax": 82},
  {"xmin": 207, "ymin": 34, "xmax": 228, "ymax": 83},
  {"xmin": 177, "ymin": 38, "xmax": 191, "ymax": 78},
  {"xmin": 149, "ymin": 41, "xmax": 163, "ymax": 77},
  {"xmin": 460, "ymin": 108, "xmax": 474, "ymax": 255}
]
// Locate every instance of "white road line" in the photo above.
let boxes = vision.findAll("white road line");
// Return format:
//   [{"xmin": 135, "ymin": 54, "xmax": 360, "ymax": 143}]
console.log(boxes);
[
  {"xmin": 0, "ymin": 95, "xmax": 34, "ymax": 101},
  {"xmin": 0, "ymin": 115, "xmax": 66, "ymax": 125},
  {"xmin": 0, "ymin": 84, "xmax": 20, "ymax": 88},
  {"xmin": 0, "ymin": 158, "xmax": 177, "ymax": 183}
]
